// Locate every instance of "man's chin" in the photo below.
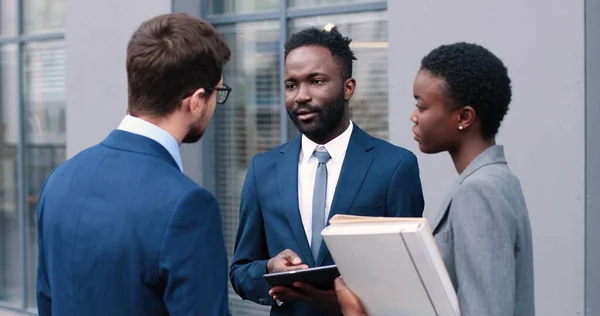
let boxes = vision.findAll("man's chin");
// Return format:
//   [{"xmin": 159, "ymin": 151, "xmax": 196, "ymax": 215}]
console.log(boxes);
[{"xmin": 294, "ymin": 118, "xmax": 320, "ymax": 131}]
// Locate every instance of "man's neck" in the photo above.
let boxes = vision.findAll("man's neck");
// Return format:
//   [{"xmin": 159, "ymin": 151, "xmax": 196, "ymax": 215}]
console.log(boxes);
[
  {"xmin": 307, "ymin": 118, "xmax": 350, "ymax": 145},
  {"xmin": 133, "ymin": 114, "xmax": 185, "ymax": 145}
]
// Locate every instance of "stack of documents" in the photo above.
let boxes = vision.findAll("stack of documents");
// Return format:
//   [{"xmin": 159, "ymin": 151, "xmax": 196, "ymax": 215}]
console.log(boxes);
[{"xmin": 321, "ymin": 215, "xmax": 460, "ymax": 316}]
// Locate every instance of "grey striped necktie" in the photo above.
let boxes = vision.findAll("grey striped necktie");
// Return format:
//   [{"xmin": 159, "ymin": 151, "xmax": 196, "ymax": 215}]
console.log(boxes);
[{"xmin": 311, "ymin": 147, "xmax": 331, "ymax": 262}]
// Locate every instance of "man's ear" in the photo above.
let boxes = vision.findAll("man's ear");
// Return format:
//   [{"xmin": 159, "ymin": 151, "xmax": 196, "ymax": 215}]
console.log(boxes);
[
  {"xmin": 344, "ymin": 78, "xmax": 356, "ymax": 101},
  {"xmin": 187, "ymin": 87, "xmax": 207, "ymax": 113}
]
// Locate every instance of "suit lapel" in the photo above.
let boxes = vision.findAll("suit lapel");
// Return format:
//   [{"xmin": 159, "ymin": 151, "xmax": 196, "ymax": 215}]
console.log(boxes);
[
  {"xmin": 276, "ymin": 136, "xmax": 315, "ymax": 266},
  {"xmin": 316, "ymin": 126, "xmax": 374, "ymax": 265},
  {"xmin": 431, "ymin": 188, "xmax": 456, "ymax": 233}
]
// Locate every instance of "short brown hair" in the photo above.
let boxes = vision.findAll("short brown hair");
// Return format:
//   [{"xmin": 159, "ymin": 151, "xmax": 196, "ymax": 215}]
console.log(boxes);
[{"xmin": 126, "ymin": 13, "xmax": 231, "ymax": 117}]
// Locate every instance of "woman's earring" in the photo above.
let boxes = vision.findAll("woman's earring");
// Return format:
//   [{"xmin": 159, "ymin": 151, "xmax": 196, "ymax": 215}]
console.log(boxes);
[{"xmin": 458, "ymin": 126, "xmax": 464, "ymax": 130}]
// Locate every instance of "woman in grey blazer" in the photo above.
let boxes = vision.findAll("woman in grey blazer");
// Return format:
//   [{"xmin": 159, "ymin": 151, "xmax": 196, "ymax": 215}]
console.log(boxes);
[{"xmin": 334, "ymin": 42, "xmax": 535, "ymax": 316}]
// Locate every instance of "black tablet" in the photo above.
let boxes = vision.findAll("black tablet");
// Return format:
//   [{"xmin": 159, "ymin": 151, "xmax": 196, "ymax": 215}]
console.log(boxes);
[{"xmin": 263, "ymin": 265, "xmax": 340, "ymax": 290}]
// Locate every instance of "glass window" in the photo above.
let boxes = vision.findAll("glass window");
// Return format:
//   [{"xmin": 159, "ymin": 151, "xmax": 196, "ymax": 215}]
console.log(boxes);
[
  {"xmin": 211, "ymin": 21, "xmax": 280, "ymax": 316},
  {"xmin": 288, "ymin": 11, "xmax": 389, "ymax": 140},
  {"xmin": 0, "ymin": 0, "xmax": 17, "ymax": 36},
  {"xmin": 23, "ymin": 0, "xmax": 66, "ymax": 33},
  {"xmin": 21, "ymin": 40, "xmax": 66, "ymax": 308},
  {"xmin": 209, "ymin": 0, "xmax": 278, "ymax": 15},
  {"xmin": 287, "ymin": 0, "xmax": 382, "ymax": 8},
  {"xmin": 0, "ymin": 44, "xmax": 21, "ymax": 308}
]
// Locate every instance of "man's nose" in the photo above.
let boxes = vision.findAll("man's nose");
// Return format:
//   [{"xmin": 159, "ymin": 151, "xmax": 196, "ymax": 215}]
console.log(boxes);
[{"xmin": 294, "ymin": 84, "xmax": 311, "ymax": 104}]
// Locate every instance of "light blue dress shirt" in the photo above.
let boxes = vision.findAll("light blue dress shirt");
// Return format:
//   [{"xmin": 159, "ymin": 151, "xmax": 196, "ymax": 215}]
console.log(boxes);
[{"xmin": 117, "ymin": 115, "xmax": 183, "ymax": 172}]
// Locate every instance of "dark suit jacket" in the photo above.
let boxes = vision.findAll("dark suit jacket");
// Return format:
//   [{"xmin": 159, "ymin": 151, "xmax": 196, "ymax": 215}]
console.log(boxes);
[
  {"xmin": 36, "ymin": 130, "xmax": 229, "ymax": 316},
  {"xmin": 230, "ymin": 125, "xmax": 424, "ymax": 316}
]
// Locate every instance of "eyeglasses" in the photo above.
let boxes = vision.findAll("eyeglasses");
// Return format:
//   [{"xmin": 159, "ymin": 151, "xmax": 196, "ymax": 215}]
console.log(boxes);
[{"xmin": 205, "ymin": 84, "xmax": 232, "ymax": 104}]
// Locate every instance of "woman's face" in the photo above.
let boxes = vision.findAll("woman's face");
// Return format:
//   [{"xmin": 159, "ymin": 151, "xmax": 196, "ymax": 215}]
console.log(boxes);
[{"xmin": 410, "ymin": 70, "xmax": 461, "ymax": 154}]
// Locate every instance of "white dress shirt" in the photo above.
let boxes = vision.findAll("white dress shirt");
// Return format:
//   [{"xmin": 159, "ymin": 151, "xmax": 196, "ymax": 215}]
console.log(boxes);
[
  {"xmin": 117, "ymin": 115, "xmax": 183, "ymax": 172},
  {"xmin": 298, "ymin": 121, "xmax": 354, "ymax": 246}
]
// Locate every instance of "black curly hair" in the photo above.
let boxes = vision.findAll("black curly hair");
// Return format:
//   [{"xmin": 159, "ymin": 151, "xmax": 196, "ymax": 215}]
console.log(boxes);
[
  {"xmin": 420, "ymin": 42, "xmax": 512, "ymax": 140},
  {"xmin": 284, "ymin": 26, "xmax": 357, "ymax": 80}
]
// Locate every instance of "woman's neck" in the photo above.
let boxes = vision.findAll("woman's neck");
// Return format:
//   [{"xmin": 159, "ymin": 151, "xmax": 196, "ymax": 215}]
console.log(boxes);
[{"xmin": 449, "ymin": 137, "xmax": 496, "ymax": 174}]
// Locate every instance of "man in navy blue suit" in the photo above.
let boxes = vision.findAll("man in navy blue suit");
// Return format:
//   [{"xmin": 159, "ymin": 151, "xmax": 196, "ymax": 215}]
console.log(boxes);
[
  {"xmin": 36, "ymin": 13, "xmax": 232, "ymax": 316},
  {"xmin": 230, "ymin": 27, "xmax": 425, "ymax": 316}
]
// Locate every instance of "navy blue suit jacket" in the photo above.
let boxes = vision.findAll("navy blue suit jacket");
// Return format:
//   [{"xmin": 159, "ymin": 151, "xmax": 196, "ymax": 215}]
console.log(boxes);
[
  {"xmin": 36, "ymin": 130, "xmax": 229, "ymax": 316},
  {"xmin": 230, "ymin": 125, "xmax": 424, "ymax": 316}
]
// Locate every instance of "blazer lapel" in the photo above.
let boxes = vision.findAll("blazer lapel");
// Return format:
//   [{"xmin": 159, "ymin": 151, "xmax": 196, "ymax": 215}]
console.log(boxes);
[
  {"xmin": 276, "ymin": 136, "xmax": 314, "ymax": 266},
  {"xmin": 316, "ymin": 126, "xmax": 374, "ymax": 265},
  {"xmin": 431, "ymin": 188, "xmax": 456, "ymax": 233}
]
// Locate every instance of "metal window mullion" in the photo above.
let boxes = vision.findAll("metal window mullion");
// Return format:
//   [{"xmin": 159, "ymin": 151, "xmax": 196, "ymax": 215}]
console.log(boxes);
[
  {"xmin": 19, "ymin": 32, "xmax": 64, "ymax": 43},
  {"xmin": 206, "ymin": 11, "xmax": 280, "ymax": 24},
  {"xmin": 0, "ymin": 36, "xmax": 18, "ymax": 44},
  {"xmin": 279, "ymin": 0, "xmax": 288, "ymax": 144},
  {"xmin": 16, "ymin": 0, "xmax": 28, "ymax": 310},
  {"xmin": 1, "ymin": 34, "xmax": 64, "ymax": 45},
  {"xmin": 200, "ymin": 3, "xmax": 214, "ymax": 192}
]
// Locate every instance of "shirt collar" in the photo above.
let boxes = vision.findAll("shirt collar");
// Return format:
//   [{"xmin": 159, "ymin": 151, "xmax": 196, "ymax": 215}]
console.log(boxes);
[
  {"xmin": 117, "ymin": 115, "xmax": 183, "ymax": 172},
  {"xmin": 300, "ymin": 121, "xmax": 354, "ymax": 164}
]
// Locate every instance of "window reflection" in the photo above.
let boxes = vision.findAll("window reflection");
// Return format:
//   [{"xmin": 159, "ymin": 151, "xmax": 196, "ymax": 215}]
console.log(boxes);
[
  {"xmin": 211, "ymin": 21, "xmax": 280, "ymax": 316},
  {"xmin": 287, "ymin": 0, "xmax": 382, "ymax": 8},
  {"xmin": 209, "ymin": 0, "xmax": 278, "ymax": 15},
  {"xmin": 0, "ymin": 44, "xmax": 22, "ymax": 307},
  {"xmin": 0, "ymin": 0, "xmax": 17, "ymax": 36},
  {"xmin": 22, "ymin": 40, "xmax": 66, "ymax": 308},
  {"xmin": 23, "ymin": 0, "xmax": 66, "ymax": 33}
]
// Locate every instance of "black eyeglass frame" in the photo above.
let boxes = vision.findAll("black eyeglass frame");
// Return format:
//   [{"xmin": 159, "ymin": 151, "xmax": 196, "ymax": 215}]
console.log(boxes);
[{"xmin": 205, "ymin": 83, "xmax": 232, "ymax": 104}]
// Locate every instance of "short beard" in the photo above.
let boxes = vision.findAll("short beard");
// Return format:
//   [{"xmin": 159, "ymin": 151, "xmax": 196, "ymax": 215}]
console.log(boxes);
[{"xmin": 288, "ymin": 89, "xmax": 346, "ymax": 143}]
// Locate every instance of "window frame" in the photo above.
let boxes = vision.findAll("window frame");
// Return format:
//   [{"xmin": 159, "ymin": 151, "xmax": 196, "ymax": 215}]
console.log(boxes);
[{"xmin": 0, "ymin": 0, "xmax": 64, "ymax": 314}]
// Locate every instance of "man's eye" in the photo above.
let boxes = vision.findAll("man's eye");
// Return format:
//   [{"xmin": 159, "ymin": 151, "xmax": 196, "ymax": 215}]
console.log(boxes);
[
  {"xmin": 313, "ymin": 80, "xmax": 325, "ymax": 85},
  {"xmin": 285, "ymin": 84, "xmax": 296, "ymax": 89}
]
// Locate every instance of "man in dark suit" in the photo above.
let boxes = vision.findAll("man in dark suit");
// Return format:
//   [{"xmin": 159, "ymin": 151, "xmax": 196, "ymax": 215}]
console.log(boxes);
[
  {"xmin": 36, "ymin": 13, "xmax": 232, "ymax": 316},
  {"xmin": 229, "ymin": 27, "xmax": 425, "ymax": 316}
]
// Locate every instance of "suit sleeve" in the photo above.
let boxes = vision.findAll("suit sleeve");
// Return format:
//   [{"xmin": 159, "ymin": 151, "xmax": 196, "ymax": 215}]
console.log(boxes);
[
  {"xmin": 159, "ymin": 188, "xmax": 229, "ymax": 316},
  {"xmin": 450, "ymin": 181, "xmax": 517, "ymax": 316},
  {"xmin": 36, "ymin": 193, "xmax": 52, "ymax": 316},
  {"xmin": 229, "ymin": 157, "xmax": 273, "ymax": 306},
  {"xmin": 36, "ymin": 169, "xmax": 56, "ymax": 316},
  {"xmin": 386, "ymin": 152, "xmax": 425, "ymax": 217}
]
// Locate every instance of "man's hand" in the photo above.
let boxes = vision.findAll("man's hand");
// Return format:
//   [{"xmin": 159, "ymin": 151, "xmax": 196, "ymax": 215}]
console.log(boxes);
[
  {"xmin": 334, "ymin": 277, "xmax": 369, "ymax": 316},
  {"xmin": 267, "ymin": 249, "xmax": 308, "ymax": 273},
  {"xmin": 267, "ymin": 249, "xmax": 310, "ymax": 303},
  {"xmin": 269, "ymin": 281, "xmax": 341, "ymax": 315},
  {"xmin": 293, "ymin": 282, "xmax": 342, "ymax": 315},
  {"xmin": 269, "ymin": 284, "xmax": 311, "ymax": 303}
]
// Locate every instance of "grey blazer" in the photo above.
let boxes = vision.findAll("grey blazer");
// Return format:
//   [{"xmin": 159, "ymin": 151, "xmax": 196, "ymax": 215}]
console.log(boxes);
[{"xmin": 430, "ymin": 145, "xmax": 535, "ymax": 316}]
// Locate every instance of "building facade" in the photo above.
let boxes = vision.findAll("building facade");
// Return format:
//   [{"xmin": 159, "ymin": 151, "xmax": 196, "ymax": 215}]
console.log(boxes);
[{"xmin": 0, "ymin": 0, "xmax": 599, "ymax": 315}]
